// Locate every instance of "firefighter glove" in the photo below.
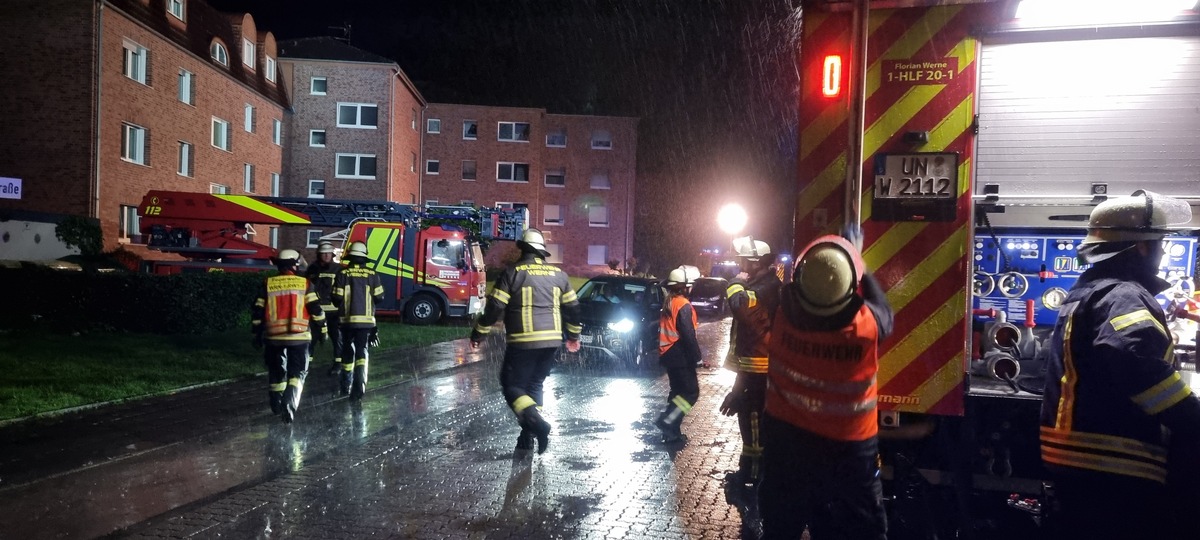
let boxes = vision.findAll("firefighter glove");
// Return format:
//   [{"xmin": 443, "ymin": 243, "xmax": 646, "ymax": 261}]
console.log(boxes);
[
  {"xmin": 720, "ymin": 390, "xmax": 745, "ymax": 416},
  {"xmin": 369, "ymin": 327, "xmax": 380, "ymax": 348}
]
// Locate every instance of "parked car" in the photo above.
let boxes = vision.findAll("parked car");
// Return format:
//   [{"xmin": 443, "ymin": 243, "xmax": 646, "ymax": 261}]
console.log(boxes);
[
  {"xmin": 571, "ymin": 275, "xmax": 664, "ymax": 369},
  {"xmin": 690, "ymin": 276, "xmax": 728, "ymax": 318}
]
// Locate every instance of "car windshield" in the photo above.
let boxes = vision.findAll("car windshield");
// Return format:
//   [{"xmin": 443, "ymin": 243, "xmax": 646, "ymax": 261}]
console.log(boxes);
[
  {"xmin": 578, "ymin": 280, "xmax": 653, "ymax": 305},
  {"xmin": 692, "ymin": 279, "xmax": 725, "ymax": 296}
]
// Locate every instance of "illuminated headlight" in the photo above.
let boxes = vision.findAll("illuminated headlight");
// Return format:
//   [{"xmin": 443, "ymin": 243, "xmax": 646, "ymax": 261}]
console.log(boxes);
[{"xmin": 607, "ymin": 319, "xmax": 635, "ymax": 333}]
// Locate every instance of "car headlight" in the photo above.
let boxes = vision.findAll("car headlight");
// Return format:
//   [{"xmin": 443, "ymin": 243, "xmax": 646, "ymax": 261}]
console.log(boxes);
[{"xmin": 607, "ymin": 318, "xmax": 635, "ymax": 333}]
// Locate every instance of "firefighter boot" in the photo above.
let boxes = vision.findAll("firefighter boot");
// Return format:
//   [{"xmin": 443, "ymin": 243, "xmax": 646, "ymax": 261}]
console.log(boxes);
[
  {"xmin": 349, "ymin": 358, "xmax": 369, "ymax": 401},
  {"xmin": 514, "ymin": 428, "xmax": 536, "ymax": 458},
  {"xmin": 339, "ymin": 363, "xmax": 353, "ymax": 396},
  {"xmin": 326, "ymin": 357, "xmax": 341, "ymax": 377},
  {"xmin": 729, "ymin": 449, "xmax": 763, "ymax": 488},
  {"xmin": 519, "ymin": 406, "xmax": 552, "ymax": 454},
  {"xmin": 281, "ymin": 378, "xmax": 304, "ymax": 424},
  {"xmin": 268, "ymin": 390, "xmax": 284, "ymax": 415},
  {"xmin": 655, "ymin": 401, "xmax": 688, "ymax": 444}
]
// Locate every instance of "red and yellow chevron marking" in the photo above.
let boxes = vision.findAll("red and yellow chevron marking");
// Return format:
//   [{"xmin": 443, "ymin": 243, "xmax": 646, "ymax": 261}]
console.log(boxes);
[{"xmin": 795, "ymin": 3, "xmax": 1005, "ymax": 415}]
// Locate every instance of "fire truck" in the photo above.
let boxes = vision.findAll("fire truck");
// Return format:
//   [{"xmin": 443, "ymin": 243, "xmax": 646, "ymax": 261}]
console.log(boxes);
[
  {"xmin": 136, "ymin": 190, "xmax": 527, "ymax": 325},
  {"xmin": 793, "ymin": 0, "xmax": 1200, "ymax": 535}
]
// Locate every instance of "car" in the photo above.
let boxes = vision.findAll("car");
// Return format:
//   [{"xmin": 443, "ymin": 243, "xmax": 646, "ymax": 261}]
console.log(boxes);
[
  {"xmin": 689, "ymin": 276, "xmax": 728, "ymax": 318},
  {"xmin": 571, "ymin": 275, "xmax": 664, "ymax": 369}
]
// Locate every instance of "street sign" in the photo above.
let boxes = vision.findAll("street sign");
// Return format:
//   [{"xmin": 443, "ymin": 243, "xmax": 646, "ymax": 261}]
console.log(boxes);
[{"xmin": 0, "ymin": 177, "xmax": 21, "ymax": 200}]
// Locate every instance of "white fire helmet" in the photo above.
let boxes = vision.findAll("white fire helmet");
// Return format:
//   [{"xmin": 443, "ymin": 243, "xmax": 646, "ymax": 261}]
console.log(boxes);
[
  {"xmin": 794, "ymin": 235, "xmax": 865, "ymax": 316},
  {"xmin": 665, "ymin": 265, "xmax": 701, "ymax": 287},
  {"xmin": 317, "ymin": 242, "xmax": 336, "ymax": 255},
  {"xmin": 518, "ymin": 228, "xmax": 551, "ymax": 257},
  {"xmin": 732, "ymin": 235, "xmax": 772, "ymax": 263},
  {"xmin": 1079, "ymin": 190, "xmax": 1192, "ymax": 263},
  {"xmin": 347, "ymin": 241, "xmax": 369, "ymax": 258},
  {"xmin": 276, "ymin": 249, "xmax": 301, "ymax": 269}
]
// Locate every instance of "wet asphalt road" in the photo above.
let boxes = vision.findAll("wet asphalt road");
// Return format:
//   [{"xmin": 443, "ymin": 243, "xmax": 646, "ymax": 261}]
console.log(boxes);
[{"xmin": 0, "ymin": 318, "xmax": 759, "ymax": 539}]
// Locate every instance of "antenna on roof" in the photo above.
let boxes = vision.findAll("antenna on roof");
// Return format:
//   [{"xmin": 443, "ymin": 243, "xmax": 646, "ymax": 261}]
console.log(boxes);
[{"xmin": 328, "ymin": 22, "xmax": 351, "ymax": 43}]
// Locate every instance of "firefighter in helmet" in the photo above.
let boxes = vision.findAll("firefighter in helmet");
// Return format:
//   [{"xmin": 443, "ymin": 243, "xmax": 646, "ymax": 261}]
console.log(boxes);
[
  {"xmin": 1040, "ymin": 191, "xmax": 1200, "ymax": 540},
  {"xmin": 720, "ymin": 235, "xmax": 782, "ymax": 489},
  {"xmin": 759, "ymin": 233, "xmax": 893, "ymax": 540},
  {"xmin": 251, "ymin": 248, "xmax": 327, "ymax": 423},
  {"xmin": 306, "ymin": 241, "xmax": 343, "ymax": 377},
  {"xmin": 470, "ymin": 228, "xmax": 582, "ymax": 456},
  {"xmin": 656, "ymin": 265, "xmax": 703, "ymax": 444},
  {"xmin": 332, "ymin": 241, "xmax": 384, "ymax": 400}
]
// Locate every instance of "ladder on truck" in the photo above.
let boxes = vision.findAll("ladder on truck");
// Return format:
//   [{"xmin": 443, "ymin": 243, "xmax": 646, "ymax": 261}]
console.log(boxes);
[{"xmin": 257, "ymin": 196, "xmax": 528, "ymax": 242}]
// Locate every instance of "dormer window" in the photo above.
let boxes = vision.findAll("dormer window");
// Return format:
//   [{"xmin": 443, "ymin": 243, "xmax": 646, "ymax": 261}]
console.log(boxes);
[
  {"xmin": 210, "ymin": 41, "xmax": 228, "ymax": 66},
  {"xmin": 264, "ymin": 56, "xmax": 276, "ymax": 83},
  {"xmin": 167, "ymin": 0, "xmax": 185, "ymax": 21},
  {"xmin": 242, "ymin": 39, "xmax": 255, "ymax": 69}
]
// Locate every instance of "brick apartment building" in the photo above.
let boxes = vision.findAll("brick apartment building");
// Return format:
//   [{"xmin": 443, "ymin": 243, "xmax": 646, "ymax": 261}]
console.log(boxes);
[
  {"xmin": 421, "ymin": 104, "xmax": 638, "ymax": 276},
  {"xmin": 276, "ymin": 37, "xmax": 425, "ymax": 253},
  {"xmin": 0, "ymin": 0, "xmax": 289, "ymax": 258}
]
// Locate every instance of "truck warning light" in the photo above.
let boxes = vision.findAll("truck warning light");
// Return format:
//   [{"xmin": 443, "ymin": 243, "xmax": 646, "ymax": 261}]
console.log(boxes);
[{"xmin": 822, "ymin": 55, "xmax": 842, "ymax": 98}]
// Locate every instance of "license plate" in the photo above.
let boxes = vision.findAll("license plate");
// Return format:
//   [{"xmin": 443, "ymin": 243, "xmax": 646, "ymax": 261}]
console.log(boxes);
[
  {"xmin": 873, "ymin": 153, "xmax": 958, "ymax": 199},
  {"xmin": 579, "ymin": 334, "xmax": 593, "ymax": 344}
]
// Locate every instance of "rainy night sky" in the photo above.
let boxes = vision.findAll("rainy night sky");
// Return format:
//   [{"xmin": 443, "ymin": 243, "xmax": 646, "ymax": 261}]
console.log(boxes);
[{"xmin": 210, "ymin": 0, "xmax": 804, "ymax": 273}]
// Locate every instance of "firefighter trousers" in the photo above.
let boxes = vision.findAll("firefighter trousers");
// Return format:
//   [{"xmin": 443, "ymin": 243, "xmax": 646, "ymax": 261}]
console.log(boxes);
[
  {"xmin": 310, "ymin": 311, "xmax": 341, "ymax": 364},
  {"xmin": 340, "ymin": 327, "xmax": 371, "ymax": 399},
  {"xmin": 263, "ymin": 342, "xmax": 310, "ymax": 422},
  {"xmin": 499, "ymin": 346, "xmax": 557, "ymax": 444},
  {"xmin": 734, "ymin": 372, "xmax": 767, "ymax": 483}
]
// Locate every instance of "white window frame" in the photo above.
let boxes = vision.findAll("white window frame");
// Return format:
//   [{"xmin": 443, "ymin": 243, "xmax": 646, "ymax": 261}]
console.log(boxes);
[
  {"xmin": 210, "ymin": 41, "xmax": 228, "ymax": 66},
  {"xmin": 122, "ymin": 40, "xmax": 148, "ymax": 84},
  {"xmin": 588, "ymin": 205, "xmax": 609, "ymax": 227},
  {"xmin": 243, "ymin": 163, "xmax": 255, "ymax": 192},
  {"xmin": 119, "ymin": 205, "xmax": 142, "ymax": 244},
  {"xmin": 336, "ymin": 102, "xmax": 379, "ymax": 129},
  {"xmin": 310, "ymin": 77, "xmax": 327, "ymax": 95},
  {"xmin": 308, "ymin": 179, "xmax": 326, "ymax": 199},
  {"xmin": 264, "ymin": 56, "xmax": 276, "ymax": 83},
  {"xmin": 177, "ymin": 141, "xmax": 193, "ymax": 177},
  {"xmin": 306, "ymin": 230, "xmax": 322, "ymax": 248},
  {"xmin": 120, "ymin": 123, "xmax": 147, "ymax": 165},
  {"xmin": 167, "ymin": 0, "xmax": 185, "ymax": 21},
  {"xmin": 427, "ymin": 118, "xmax": 441, "ymax": 133},
  {"xmin": 497, "ymin": 121, "xmax": 531, "ymax": 142},
  {"xmin": 270, "ymin": 172, "xmax": 280, "ymax": 197},
  {"xmin": 545, "ymin": 243, "xmax": 564, "ymax": 264},
  {"xmin": 242, "ymin": 38, "xmax": 255, "ymax": 69},
  {"xmin": 309, "ymin": 130, "xmax": 326, "ymax": 147},
  {"xmin": 335, "ymin": 153, "xmax": 377, "ymax": 179},
  {"xmin": 463, "ymin": 120, "xmax": 477, "ymax": 140},
  {"xmin": 269, "ymin": 227, "xmax": 279, "ymax": 248},
  {"xmin": 591, "ymin": 130, "xmax": 613, "ymax": 150},
  {"xmin": 587, "ymin": 245, "xmax": 608, "ymax": 265},
  {"xmin": 426, "ymin": 160, "xmax": 440, "ymax": 175},
  {"xmin": 497, "ymin": 162, "xmax": 530, "ymax": 183},
  {"xmin": 545, "ymin": 168, "xmax": 566, "ymax": 187},
  {"xmin": 462, "ymin": 160, "xmax": 476, "ymax": 181},
  {"xmin": 211, "ymin": 117, "xmax": 231, "ymax": 151},
  {"xmin": 272, "ymin": 119, "xmax": 282, "ymax": 145},
  {"xmin": 210, "ymin": 183, "xmax": 229, "ymax": 194},
  {"xmin": 425, "ymin": 199, "xmax": 440, "ymax": 206},
  {"xmin": 244, "ymin": 104, "xmax": 254, "ymax": 133},
  {"xmin": 178, "ymin": 69, "xmax": 194, "ymax": 105},
  {"xmin": 590, "ymin": 171, "xmax": 611, "ymax": 190},
  {"xmin": 543, "ymin": 204, "xmax": 563, "ymax": 226},
  {"xmin": 546, "ymin": 128, "xmax": 567, "ymax": 147}
]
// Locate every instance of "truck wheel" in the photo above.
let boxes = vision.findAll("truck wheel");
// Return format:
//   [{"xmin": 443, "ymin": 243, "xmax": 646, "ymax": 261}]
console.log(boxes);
[{"xmin": 405, "ymin": 294, "xmax": 442, "ymax": 325}]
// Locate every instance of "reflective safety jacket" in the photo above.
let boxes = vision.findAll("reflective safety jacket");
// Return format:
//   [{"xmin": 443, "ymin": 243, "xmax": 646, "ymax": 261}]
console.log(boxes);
[
  {"xmin": 252, "ymin": 272, "xmax": 326, "ymax": 343},
  {"xmin": 471, "ymin": 253, "xmax": 582, "ymax": 349},
  {"xmin": 305, "ymin": 259, "xmax": 341, "ymax": 313},
  {"xmin": 659, "ymin": 295, "xmax": 701, "ymax": 367},
  {"xmin": 725, "ymin": 271, "xmax": 782, "ymax": 374},
  {"xmin": 1040, "ymin": 257, "xmax": 1200, "ymax": 485},
  {"xmin": 765, "ymin": 273, "xmax": 893, "ymax": 442},
  {"xmin": 332, "ymin": 263, "xmax": 384, "ymax": 329}
]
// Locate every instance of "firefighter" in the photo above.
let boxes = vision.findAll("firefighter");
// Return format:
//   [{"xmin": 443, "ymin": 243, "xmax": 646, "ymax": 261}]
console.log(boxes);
[
  {"xmin": 332, "ymin": 241, "xmax": 384, "ymax": 400},
  {"xmin": 305, "ymin": 241, "xmax": 343, "ymax": 377},
  {"xmin": 720, "ymin": 235, "xmax": 782, "ymax": 489},
  {"xmin": 470, "ymin": 228, "xmax": 582, "ymax": 456},
  {"xmin": 251, "ymin": 249, "xmax": 327, "ymax": 424},
  {"xmin": 1040, "ymin": 191, "xmax": 1200, "ymax": 540},
  {"xmin": 759, "ymin": 233, "xmax": 893, "ymax": 540},
  {"xmin": 655, "ymin": 265, "xmax": 703, "ymax": 444}
]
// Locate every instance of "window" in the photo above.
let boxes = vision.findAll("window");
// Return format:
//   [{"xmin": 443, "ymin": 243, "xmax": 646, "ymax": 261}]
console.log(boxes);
[
  {"xmin": 178, "ymin": 69, "xmax": 194, "ymax": 104},
  {"xmin": 272, "ymin": 119, "xmax": 282, "ymax": 145},
  {"xmin": 122, "ymin": 40, "xmax": 148, "ymax": 84},
  {"xmin": 309, "ymin": 130, "xmax": 326, "ymax": 147},
  {"xmin": 462, "ymin": 160, "xmax": 476, "ymax": 181},
  {"xmin": 119, "ymin": 205, "xmax": 142, "ymax": 243},
  {"xmin": 590, "ymin": 170, "xmax": 611, "ymax": 189},
  {"xmin": 306, "ymin": 230, "xmax": 322, "ymax": 248},
  {"xmin": 210, "ymin": 183, "xmax": 228, "ymax": 194},
  {"xmin": 270, "ymin": 172, "xmax": 280, "ymax": 197},
  {"xmin": 242, "ymin": 38, "xmax": 255, "ymax": 69},
  {"xmin": 167, "ymin": 0, "xmax": 185, "ymax": 21},
  {"xmin": 546, "ymin": 128, "xmax": 567, "ymax": 147},
  {"xmin": 588, "ymin": 245, "xmax": 608, "ymax": 265},
  {"xmin": 495, "ymin": 202, "xmax": 529, "ymax": 211},
  {"xmin": 545, "ymin": 168, "xmax": 565, "ymax": 187},
  {"xmin": 589, "ymin": 205, "xmax": 609, "ymax": 227},
  {"xmin": 335, "ymin": 153, "xmax": 377, "ymax": 179},
  {"xmin": 463, "ymin": 120, "xmax": 477, "ymax": 140},
  {"xmin": 269, "ymin": 227, "xmax": 278, "ymax": 248},
  {"xmin": 497, "ymin": 162, "xmax": 530, "ymax": 183},
  {"xmin": 426, "ymin": 160, "xmax": 440, "ymax": 175},
  {"xmin": 337, "ymin": 103, "xmax": 378, "ymax": 128},
  {"xmin": 244, "ymin": 104, "xmax": 254, "ymax": 132},
  {"xmin": 211, "ymin": 117, "xmax": 230, "ymax": 150},
  {"xmin": 177, "ymin": 141, "xmax": 193, "ymax": 177},
  {"xmin": 427, "ymin": 118, "xmax": 441, "ymax": 133},
  {"xmin": 243, "ymin": 163, "xmax": 255, "ymax": 192},
  {"xmin": 308, "ymin": 179, "xmax": 325, "ymax": 198},
  {"xmin": 591, "ymin": 129, "xmax": 613, "ymax": 149},
  {"xmin": 498, "ymin": 121, "xmax": 531, "ymax": 142},
  {"xmin": 410, "ymin": 152, "xmax": 416, "ymax": 173},
  {"xmin": 543, "ymin": 204, "xmax": 563, "ymax": 226},
  {"xmin": 411, "ymin": 109, "xmax": 418, "ymax": 130},
  {"xmin": 311, "ymin": 77, "xmax": 327, "ymax": 95},
  {"xmin": 210, "ymin": 41, "xmax": 228, "ymax": 66},
  {"xmin": 264, "ymin": 56, "xmax": 276, "ymax": 83},
  {"xmin": 425, "ymin": 199, "xmax": 439, "ymax": 206},
  {"xmin": 120, "ymin": 123, "xmax": 147, "ymax": 164},
  {"xmin": 460, "ymin": 199, "xmax": 475, "ymax": 206},
  {"xmin": 545, "ymin": 244, "xmax": 563, "ymax": 263}
]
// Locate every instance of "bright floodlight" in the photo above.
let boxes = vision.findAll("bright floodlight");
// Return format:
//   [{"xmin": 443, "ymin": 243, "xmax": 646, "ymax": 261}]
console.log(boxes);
[
  {"xmin": 717, "ymin": 203, "xmax": 748, "ymax": 236},
  {"xmin": 1015, "ymin": 0, "xmax": 1198, "ymax": 27}
]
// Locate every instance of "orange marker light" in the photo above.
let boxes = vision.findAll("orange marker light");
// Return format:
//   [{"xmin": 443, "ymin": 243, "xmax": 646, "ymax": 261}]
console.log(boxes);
[{"xmin": 822, "ymin": 55, "xmax": 842, "ymax": 98}]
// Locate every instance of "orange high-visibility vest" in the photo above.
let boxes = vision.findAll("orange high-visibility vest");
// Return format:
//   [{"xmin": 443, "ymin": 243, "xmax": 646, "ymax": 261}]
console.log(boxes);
[
  {"xmin": 264, "ymin": 275, "xmax": 313, "ymax": 337},
  {"xmin": 659, "ymin": 295, "xmax": 697, "ymax": 356},
  {"xmin": 765, "ymin": 305, "xmax": 880, "ymax": 441}
]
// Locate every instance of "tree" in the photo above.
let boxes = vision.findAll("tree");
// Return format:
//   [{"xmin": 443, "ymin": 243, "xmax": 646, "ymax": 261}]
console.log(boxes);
[{"xmin": 55, "ymin": 216, "xmax": 102, "ymax": 257}]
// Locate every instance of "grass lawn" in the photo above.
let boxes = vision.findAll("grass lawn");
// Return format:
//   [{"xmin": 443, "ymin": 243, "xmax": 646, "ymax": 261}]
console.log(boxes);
[{"xmin": 0, "ymin": 321, "xmax": 469, "ymax": 422}]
